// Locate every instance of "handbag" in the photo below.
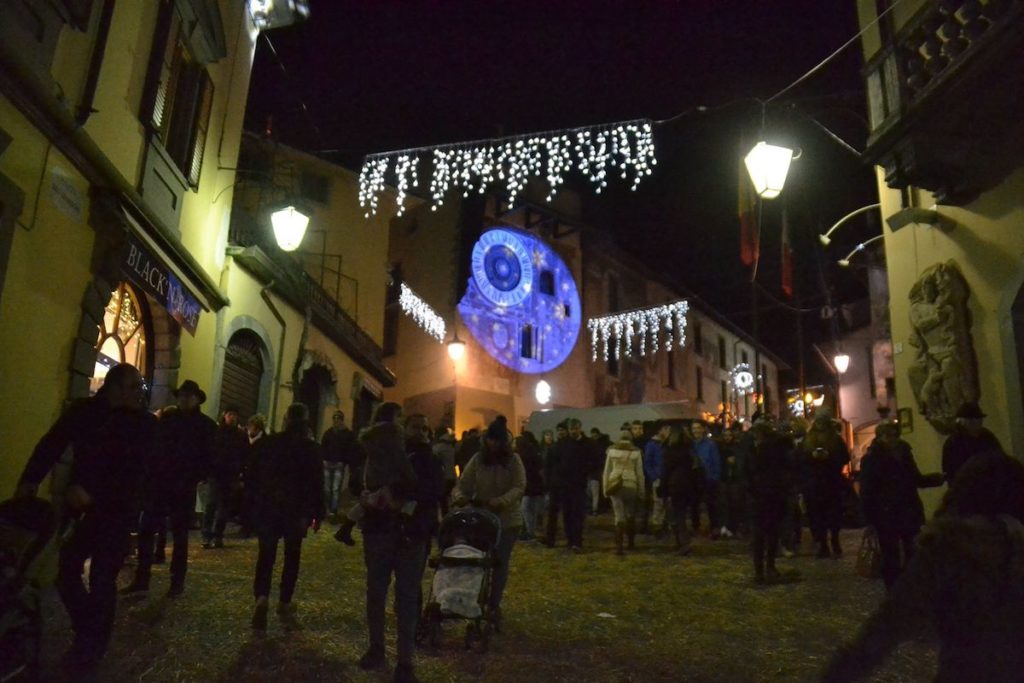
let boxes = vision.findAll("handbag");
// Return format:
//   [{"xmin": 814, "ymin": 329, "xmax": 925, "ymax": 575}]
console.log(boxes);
[
  {"xmin": 605, "ymin": 473, "xmax": 624, "ymax": 496},
  {"xmin": 855, "ymin": 527, "xmax": 882, "ymax": 579}
]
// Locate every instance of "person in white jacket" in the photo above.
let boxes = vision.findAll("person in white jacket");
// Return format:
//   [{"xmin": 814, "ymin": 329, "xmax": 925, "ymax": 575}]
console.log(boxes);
[{"xmin": 603, "ymin": 429, "xmax": 646, "ymax": 555}]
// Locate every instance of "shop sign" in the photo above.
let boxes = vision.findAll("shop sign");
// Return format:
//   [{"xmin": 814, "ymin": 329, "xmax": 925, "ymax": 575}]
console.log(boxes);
[{"xmin": 121, "ymin": 234, "xmax": 201, "ymax": 336}]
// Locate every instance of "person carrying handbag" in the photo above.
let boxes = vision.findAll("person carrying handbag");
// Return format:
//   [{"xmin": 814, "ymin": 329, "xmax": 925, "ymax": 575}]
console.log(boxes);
[{"xmin": 603, "ymin": 430, "xmax": 645, "ymax": 555}]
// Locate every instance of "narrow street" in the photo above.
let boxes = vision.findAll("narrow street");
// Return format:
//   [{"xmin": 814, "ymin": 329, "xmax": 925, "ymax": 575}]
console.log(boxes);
[{"xmin": 42, "ymin": 517, "xmax": 936, "ymax": 682}]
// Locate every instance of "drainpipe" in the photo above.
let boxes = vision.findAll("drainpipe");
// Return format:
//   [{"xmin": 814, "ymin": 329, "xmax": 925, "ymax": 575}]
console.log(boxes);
[
  {"xmin": 75, "ymin": 0, "xmax": 115, "ymax": 126},
  {"xmin": 260, "ymin": 283, "xmax": 287, "ymax": 430}
]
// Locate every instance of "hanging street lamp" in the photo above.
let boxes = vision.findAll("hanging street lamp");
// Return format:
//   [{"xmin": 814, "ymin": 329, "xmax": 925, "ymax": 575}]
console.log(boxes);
[
  {"xmin": 270, "ymin": 204, "xmax": 310, "ymax": 251},
  {"xmin": 744, "ymin": 141, "xmax": 794, "ymax": 199},
  {"xmin": 446, "ymin": 331, "xmax": 466, "ymax": 361}
]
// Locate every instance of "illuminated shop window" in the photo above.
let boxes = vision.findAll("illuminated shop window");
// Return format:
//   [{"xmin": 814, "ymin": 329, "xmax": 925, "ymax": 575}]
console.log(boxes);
[{"xmin": 91, "ymin": 283, "xmax": 147, "ymax": 394}]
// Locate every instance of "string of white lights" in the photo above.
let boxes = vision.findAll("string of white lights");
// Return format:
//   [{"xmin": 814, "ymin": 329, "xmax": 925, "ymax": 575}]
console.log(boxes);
[
  {"xmin": 586, "ymin": 300, "xmax": 689, "ymax": 361},
  {"xmin": 358, "ymin": 119, "xmax": 656, "ymax": 216},
  {"xmin": 730, "ymin": 363, "xmax": 755, "ymax": 396},
  {"xmin": 399, "ymin": 283, "xmax": 446, "ymax": 343}
]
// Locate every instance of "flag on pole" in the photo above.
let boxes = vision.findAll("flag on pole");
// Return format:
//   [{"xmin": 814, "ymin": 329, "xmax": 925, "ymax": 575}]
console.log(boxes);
[
  {"xmin": 781, "ymin": 204, "xmax": 794, "ymax": 297},
  {"xmin": 739, "ymin": 163, "xmax": 758, "ymax": 266}
]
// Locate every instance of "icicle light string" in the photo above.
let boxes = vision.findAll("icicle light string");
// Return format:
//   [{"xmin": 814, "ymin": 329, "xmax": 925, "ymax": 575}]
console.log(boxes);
[
  {"xmin": 398, "ymin": 283, "xmax": 446, "ymax": 343},
  {"xmin": 587, "ymin": 300, "xmax": 689, "ymax": 361},
  {"xmin": 358, "ymin": 118, "xmax": 655, "ymax": 216}
]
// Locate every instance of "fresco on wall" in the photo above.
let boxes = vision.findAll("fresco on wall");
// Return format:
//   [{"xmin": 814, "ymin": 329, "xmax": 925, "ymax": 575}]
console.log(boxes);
[
  {"xmin": 458, "ymin": 228, "xmax": 581, "ymax": 374},
  {"xmin": 907, "ymin": 261, "xmax": 979, "ymax": 433}
]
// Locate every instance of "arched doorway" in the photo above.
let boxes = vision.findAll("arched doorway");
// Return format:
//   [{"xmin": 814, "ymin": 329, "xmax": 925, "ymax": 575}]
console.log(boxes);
[
  {"xmin": 91, "ymin": 282, "xmax": 152, "ymax": 394},
  {"xmin": 221, "ymin": 329, "xmax": 266, "ymax": 423},
  {"xmin": 297, "ymin": 363, "xmax": 334, "ymax": 436}
]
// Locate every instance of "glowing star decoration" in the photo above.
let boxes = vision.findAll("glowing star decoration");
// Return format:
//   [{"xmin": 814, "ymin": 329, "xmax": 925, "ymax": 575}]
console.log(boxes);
[
  {"xmin": 586, "ymin": 301, "xmax": 689, "ymax": 362},
  {"xmin": 358, "ymin": 119, "xmax": 656, "ymax": 216},
  {"xmin": 458, "ymin": 228, "xmax": 581, "ymax": 374},
  {"xmin": 399, "ymin": 283, "xmax": 446, "ymax": 343},
  {"xmin": 730, "ymin": 363, "xmax": 755, "ymax": 396}
]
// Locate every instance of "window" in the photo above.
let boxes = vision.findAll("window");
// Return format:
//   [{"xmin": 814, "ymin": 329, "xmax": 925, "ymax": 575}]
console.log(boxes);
[
  {"xmin": 300, "ymin": 170, "xmax": 330, "ymax": 205},
  {"xmin": 696, "ymin": 366, "xmax": 703, "ymax": 401},
  {"xmin": 607, "ymin": 274, "xmax": 619, "ymax": 312},
  {"xmin": 694, "ymin": 322, "xmax": 703, "ymax": 354},
  {"xmin": 741, "ymin": 350, "xmax": 748, "ymax": 365},
  {"xmin": 539, "ymin": 270, "xmax": 555, "ymax": 295},
  {"xmin": 520, "ymin": 324, "xmax": 536, "ymax": 359},
  {"xmin": 607, "ymin": 335, "xmax": 619, "ymax": 377},
  {"xmin": 92, "ymin": 283, "xmax": 148, "ymax": 395},
  {"xmin": 718, "ymin": 335, "xmax": 727, "ymax": 369},
  {"xmin": 866, "ymin": 346, "xmax": 877, "ymax": 398},
  {"xmin": 721, "ymin": 380, "xmax": 729, "ymax": 407},
  {"xmin": 143, "ymin": 4, "xmax": 214, "ymax": 189},
  {"xmin": 665, "ymin": 345, "xmax": 677, "ymax": 389}
]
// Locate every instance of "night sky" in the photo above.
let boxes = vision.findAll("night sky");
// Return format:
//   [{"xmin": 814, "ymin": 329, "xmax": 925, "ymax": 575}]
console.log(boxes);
[{"xmin": 245, "ymin": 1, "xmax": 885, "ymax": 386}]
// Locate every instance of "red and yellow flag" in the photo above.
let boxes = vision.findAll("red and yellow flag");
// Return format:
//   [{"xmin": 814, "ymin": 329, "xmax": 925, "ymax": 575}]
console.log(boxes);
[{"xmin": 738, "ymin": 163, "xmax": 758, "ymax": 267}]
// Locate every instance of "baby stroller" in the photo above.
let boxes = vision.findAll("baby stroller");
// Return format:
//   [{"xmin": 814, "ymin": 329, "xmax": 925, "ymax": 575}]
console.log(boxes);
[
  {"xmin": 0, "ymin": 497, "xmax": 58, "ymax": 682},
  {"xmin": 418, "ymin": 507, "xmax": 501, "ymax": 652}
]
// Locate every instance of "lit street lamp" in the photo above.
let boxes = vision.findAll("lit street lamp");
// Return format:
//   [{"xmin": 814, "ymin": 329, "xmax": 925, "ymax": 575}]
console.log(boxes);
[
  {"xmin": 535, "ymin": 379, "xmax": 552, "ymax": 404},
  {"xmin": 834, "ymin": 352, "xmax": 850, "ymax": 374},
  {"xmin": 744, "ymin": 141, "xmax": 794, "ymax": 199},
  {"xmin": 446, "ymin": 332, "xmax": 466, "ymax": 361},
  {"xmin": 271, "ymin": 205, "xmax": 310, "ymax": 251}
]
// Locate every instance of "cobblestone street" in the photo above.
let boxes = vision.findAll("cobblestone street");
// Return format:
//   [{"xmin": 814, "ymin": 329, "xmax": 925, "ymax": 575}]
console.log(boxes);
[{"xmin": 40, "ymin": 516, "xmax": 937, "ymax": 682}]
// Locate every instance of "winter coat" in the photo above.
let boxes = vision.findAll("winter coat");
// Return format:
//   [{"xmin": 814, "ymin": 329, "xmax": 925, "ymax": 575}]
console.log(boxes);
[
  {"xmin": 661, "ymin": 444, "xmax": 701, "ymax": 501},
  {"xmin": 455, "ymin": 450, "xmax": 527, "ymax": 530},
  {"xmin": 800, "ymin": 426, "xmax": 849, "ymax": 497},
  {"xmin": 148, "ymin": 408, "xmax": 216, "ymax": 501},
  {"xmin": 643, "ymin": 438, "xmax": 665, "ymax": 484},
  {"xmin": 747, "ymin": 434, "xmax": 795, "ymax": 503},
  {"xmin": 603, "ymin": 444, "xmax": 645, "ymax": 497},
  {"xmin": 556, "ymin": 436, "xmax": 594, "ymax": 490},
  {"xmin": 542, "ymin": 442, "xmax": 563, "ymax": 489},
  {"xmin": 210, "ymin": 422, "xmax": 248, "ymax": 484},
  {"xmin": 358, "ymin": 421, "xmax": 415, "ymax": 493},
  {"xmin": 252, "ymin": 426, "xmax": 325, "ymax": 537},
  {"xmin": 860, "ymin": 439, "xmax": 942, "ymax": 535},
  {"xmin": 693, "ymin": 437, "xmax": 722, "ymax": 483},
  {"xmin": 941, "ymin": 428, "xmax": 1003, "ymax": 483},
  {"xmin": 517, "ymin": 442, "xmax": 545, "ymax": 496},
  {"xmin": 407, "ymin": 439, "xmax": 446, "ymax": 539},
  {"xmin": 823, "ymin": 514, "xmax": 1024, "ymax": 683},
  {"xmin": 321, "ymin": 425, "xmax": 362, "ymax": 465},
  {"xmin": 20, "ymin": 396, "xmax": 157, "ymax": 517}
]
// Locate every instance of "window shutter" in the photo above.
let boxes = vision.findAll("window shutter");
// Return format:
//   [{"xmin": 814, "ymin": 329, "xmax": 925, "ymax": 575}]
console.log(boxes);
[
  {"xmin": 151, "ymin": 31, "xmax": 182, "ymax": 139},
  {"xmin": 187, "ymin": 72, "xmax": 213, "ymax": 188}
]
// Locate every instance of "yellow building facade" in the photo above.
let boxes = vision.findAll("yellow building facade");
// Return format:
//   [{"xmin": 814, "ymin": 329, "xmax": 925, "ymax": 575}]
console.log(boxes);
[{"xmin": 856, "ymin": 0, "xmax": 1024, "ymax": 511}]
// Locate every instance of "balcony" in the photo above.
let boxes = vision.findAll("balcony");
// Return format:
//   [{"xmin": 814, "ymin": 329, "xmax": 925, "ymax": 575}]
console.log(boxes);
[
  {"xmin": 862, "ymin": 0, "xmax": 1024, "ymax": 205},
  {"xmin": 227, "ymin": 208, "xmax": 395, "ymax": 386}
]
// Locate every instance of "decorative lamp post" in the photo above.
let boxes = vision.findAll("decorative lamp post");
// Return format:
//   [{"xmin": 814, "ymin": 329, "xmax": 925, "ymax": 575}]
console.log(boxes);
[
  {"xmin": 271, "ymin": 205, "xmax": 310, "ymax": 252},
  {"xmin": 446, "ymin": 332, "xmax": 466, "ymax": 362},
  {"xmin": 744, "ymin": 141, "xmax": 794, "ymax": 199}
]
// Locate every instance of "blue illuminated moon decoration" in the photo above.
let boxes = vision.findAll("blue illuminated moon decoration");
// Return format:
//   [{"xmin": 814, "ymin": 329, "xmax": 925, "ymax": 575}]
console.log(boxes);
[{"xmin": 458, "ymin": 228, "xmax": 581, "ymax": 374}]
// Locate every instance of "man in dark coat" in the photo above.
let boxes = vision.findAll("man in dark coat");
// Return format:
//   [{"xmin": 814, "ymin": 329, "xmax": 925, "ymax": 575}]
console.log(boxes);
[
  {"xmin": 941, "ymin": 401, "xmax": 1003, "ymax": 484},
  {"xmin": 125, "ymin": 379, "xmax": 215, "ymax": 596},
  {"xmin": 321, "ymin": 410, "xmax": 361, "ymax": 517},
  {"xmin": 16, "ymin": 364, "xmax": 155, "ymax": 671},
  {"xmin": 250, "ymin": 402, "xmax": 325, "ymax": 630},
  {"xmin": 746, "ymin": 420, "xmax": 795, "ymax": 584},
  {"xmin": 202, "ymin": 406, "xmax": 247, "ymax": 548},
  {"xmin": 556, "ymin": 418, "xmax": 594, "ymax": 552},
  {"xmin": 543, "ymin": 421, "xmax": 569, "ymax": 547},
  {"xmin": 860, "ymin": 421, "xmax": 944, "ymax": 589},
  {"xmin": 800, "ymin": 414, "xmax": 850, "ymax": 558}
]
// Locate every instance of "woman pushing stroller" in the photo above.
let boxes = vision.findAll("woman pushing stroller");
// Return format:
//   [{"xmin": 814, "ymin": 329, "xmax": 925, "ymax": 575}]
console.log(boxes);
[{"xmin": 452, "ymin": 416, "xmax": 526, "ymax": 630}]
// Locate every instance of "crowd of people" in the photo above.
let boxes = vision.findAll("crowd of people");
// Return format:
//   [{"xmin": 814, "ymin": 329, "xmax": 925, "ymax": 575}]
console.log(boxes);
[{"xmin": 12, "ymin": 363, "xmax": 1024, "ymax": 682}]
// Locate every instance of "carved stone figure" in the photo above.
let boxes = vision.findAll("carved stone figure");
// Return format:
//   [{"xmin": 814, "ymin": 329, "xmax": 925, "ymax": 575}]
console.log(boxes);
[{"xmin": 906, "ymin": 262, "xmax": 979, "ymax": 433}]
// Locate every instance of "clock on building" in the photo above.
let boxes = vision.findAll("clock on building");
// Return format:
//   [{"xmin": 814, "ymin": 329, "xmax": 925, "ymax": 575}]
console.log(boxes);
[{"xmin": 458, "ymin": 228, "xmax": 581, "ymax": 373}]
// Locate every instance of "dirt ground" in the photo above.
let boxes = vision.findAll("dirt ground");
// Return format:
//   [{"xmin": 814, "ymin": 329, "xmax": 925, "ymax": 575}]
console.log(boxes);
[{"xmin": 38, "ymin": 515, "xmax": 937, "ymax": 682}]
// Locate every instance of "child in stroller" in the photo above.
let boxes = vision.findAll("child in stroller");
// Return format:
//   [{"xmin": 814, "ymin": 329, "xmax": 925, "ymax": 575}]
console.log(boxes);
[
  {"xmin": 418, "ymin": 507, "xmax": 502, "ymax": 651},
  {"xmin": 0, "ymin": 496, "xmax": 58, "ymax": 682}
]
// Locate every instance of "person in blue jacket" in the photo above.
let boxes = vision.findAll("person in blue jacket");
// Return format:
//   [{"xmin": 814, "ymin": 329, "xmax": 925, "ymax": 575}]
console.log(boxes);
[{"xmin": 690, "ymin": 421, "xmax": 723, "ymax": 538}]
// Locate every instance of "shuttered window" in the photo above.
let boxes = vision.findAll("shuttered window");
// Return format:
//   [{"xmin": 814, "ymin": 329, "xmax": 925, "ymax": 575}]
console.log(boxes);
[
  {"xmin": 220, "ymin": 330, "xmax": 264, "ymax": 422},
  {"xmin": 143, "ymin": 2, "xmax": 214, "ymax": 190}
]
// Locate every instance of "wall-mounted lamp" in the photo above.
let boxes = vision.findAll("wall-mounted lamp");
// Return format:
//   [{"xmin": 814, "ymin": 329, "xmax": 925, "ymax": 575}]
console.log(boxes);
[
  {"xmin": 270, "ymin": 204, "xmax": 310, "ymax": 251},
  {"xmin": 535, "ymin": 379, "xmax": 552, "ymax": 404},
  {"xmin": 837, "ymin": 234, "xmax": 886, "ymax": 268},
  {"xmin": 818, "ymin": 203, "xmax": 881, "ymax": 246},
  {"xmin": 446, "ymin": 332, "xmax": 466, "ymax": 361},
  {"xmin": 834, "ymin": 353, "xmax": 850, "ymax": 374}
]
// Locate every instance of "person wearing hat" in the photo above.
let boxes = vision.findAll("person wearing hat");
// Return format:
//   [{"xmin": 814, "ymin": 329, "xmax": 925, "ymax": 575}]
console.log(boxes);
[
  {"xmin": 454, "ymin": 415, "xmax": 526, "ymax": 627},
  {"xmin": 941, "ymin": 402, "xmax": 1003, "ymax": 484},
  {"xmin": 124, "ymin": 379, "xmax": 215, "ymax": 597},
  {"xmin": 249, "ymin": 402, "xmax": 324, "ymax": 630}
]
